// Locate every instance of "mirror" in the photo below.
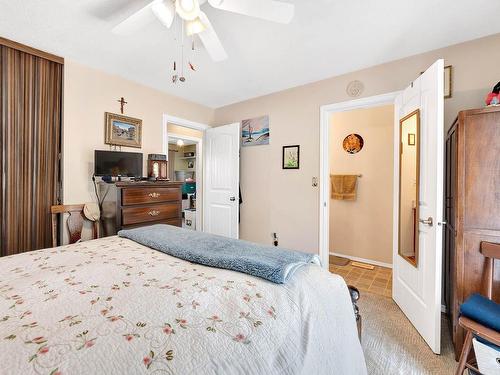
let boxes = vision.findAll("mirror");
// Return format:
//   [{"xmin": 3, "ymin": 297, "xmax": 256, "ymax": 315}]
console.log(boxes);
[{"xmin": 398, "ymin": 109, "xmax": 420, "ymax": 267}]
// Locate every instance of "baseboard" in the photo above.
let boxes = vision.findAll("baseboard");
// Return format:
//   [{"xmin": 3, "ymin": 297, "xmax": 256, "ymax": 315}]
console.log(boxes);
[{"xmin": 329, "ymin": 252, "xmax": 393, "ymax": 269}]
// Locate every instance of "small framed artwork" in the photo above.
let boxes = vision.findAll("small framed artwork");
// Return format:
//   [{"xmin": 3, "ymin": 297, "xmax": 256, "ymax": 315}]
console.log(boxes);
[
  {"xmin": 282, "ymin": 145, "xmax": 300, "ymax": 169},
  {"xmin": 408, "ymin": 133, "xmax": 416, "ymax": 146},
  {"xmin": 444, "ymin": 65, "xmax": 452, "ymax": 99},
  {"xmin": 105, "ymin": 112, "xmax": 142, "ymax": 148},
  {"xmin": 420, "ymin": 65, "xmax": 452, "ymax": 99},
  {"xmin": 343, "ymin": 133, "xmax": 364, "ymax": 154},
  {"xmin": 241, "ymin": 115, "xmax": 270, "ymax": 147}
]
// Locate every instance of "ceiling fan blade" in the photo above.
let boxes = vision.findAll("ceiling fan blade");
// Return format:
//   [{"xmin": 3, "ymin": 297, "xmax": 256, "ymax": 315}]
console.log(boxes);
[
  {"xmin": 112, "ymin": 1, "xmax": 156, "ymax": 35},
  {"xmin": 151, "ymin": 0, "xmax": 175, "ymax": 28},
  {"xmin": 112, "ymin": 0, "xmax": 174, "ymax": 35},
  {"xmin": 198, "ymin": 12, "xmax": 228, "ymax": 62},
  {"xmin": 208, "ymin": 0, "xmax": 294, "ymax": 24}
]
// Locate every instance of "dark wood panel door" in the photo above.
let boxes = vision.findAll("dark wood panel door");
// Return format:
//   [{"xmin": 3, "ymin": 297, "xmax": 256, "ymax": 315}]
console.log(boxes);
[
  {"xmin": 444, "ymin": 127, "xmax": 457, "ymax": 325},
  {"xmin": 0, "ymin": 43, "xmax": 63, "ymax": 256},
  {"xmin": 463, "ymin": 111, "xmax": 500, "ymax": 231}
]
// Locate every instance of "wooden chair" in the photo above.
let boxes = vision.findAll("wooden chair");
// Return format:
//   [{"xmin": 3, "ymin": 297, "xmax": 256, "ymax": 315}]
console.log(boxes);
[
  {"xmin": 455, "ymin": 241, "xmax": 500, "ymax": 375},
  {"xmin": 51, "ymin": 204, "xmax": 99, "ymax": 247}
]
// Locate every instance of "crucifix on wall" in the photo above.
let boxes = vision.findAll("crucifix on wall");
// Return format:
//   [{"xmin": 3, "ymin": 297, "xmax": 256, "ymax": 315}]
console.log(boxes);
[{"xmin": 117, "ymin": 97, "xmax": 127, "ymax": 114}]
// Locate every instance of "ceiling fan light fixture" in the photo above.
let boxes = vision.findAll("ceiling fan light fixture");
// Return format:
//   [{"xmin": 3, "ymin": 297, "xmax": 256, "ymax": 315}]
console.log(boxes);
[
  {"xmin": 175, "ymin": 0, "xmax": 201, "ymax": 21},
  {"xmin": 186, "ymin": 17, "xmax": 206, "ymax": 35}
]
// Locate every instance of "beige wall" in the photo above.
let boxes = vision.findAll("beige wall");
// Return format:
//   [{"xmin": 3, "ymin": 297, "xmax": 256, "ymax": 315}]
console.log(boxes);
[
  {"xmin": 213, "ymin": 33, "xmax": 500, "ymax": 254},
  {"xmin": 329, "ymin": 105, "xmax": 394, "ymax": 265},
  {"xmin": 63, "ymin": 60, "xmax": 214, "ymax": 205}
]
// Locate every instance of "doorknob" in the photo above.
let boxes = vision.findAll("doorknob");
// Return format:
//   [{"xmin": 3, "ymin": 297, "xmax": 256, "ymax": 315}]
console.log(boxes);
[
  {"xmin": 419, "ymin": 217, "xmax": 433, "ymax": 226},
  {"xmin": 229, "ymin": 196, "xmax": 236, "ymax": 202}
]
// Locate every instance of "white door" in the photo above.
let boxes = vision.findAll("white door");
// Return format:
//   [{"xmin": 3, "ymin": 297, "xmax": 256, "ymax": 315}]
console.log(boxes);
[
  {"xmin": 393, "ymin": 59, "xmax": 444, "ymax": 354},
  {"xmin": 203, "ymin": 123, "xmax": 240, "ymax": 238}
]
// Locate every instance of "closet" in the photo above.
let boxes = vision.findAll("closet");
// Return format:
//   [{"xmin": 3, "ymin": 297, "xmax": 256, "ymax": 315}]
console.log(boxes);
[
  {"xmin": 444, "ymin": 106, "xmax": 500, "ymax": 358},
  {"xmin": 0, "ymin": 38, "xmax": 63, "ymax": 256}
]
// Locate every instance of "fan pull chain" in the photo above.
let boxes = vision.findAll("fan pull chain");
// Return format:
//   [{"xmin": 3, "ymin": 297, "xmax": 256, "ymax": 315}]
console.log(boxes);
[
  {"xmin": 180, "ymin": 21, "xmax": 185, "ymax": 82},
  {"xmin": 172, "ymin": 16, "xmax": 179, "ymax": 83}
]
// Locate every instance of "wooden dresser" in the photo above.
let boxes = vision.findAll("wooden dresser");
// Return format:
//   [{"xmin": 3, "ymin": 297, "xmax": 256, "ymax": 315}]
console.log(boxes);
[
  {"xmin": 444, "ymin": 106, "xmax": 500, "ymax": 359},
  {"xmin": 99, "ymin": 181, "xmax": 183, "ymax": 236}
]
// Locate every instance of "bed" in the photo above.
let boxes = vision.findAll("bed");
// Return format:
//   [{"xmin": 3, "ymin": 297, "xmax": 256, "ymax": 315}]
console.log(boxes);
[{"xmin": 0, "ymin": 232, "xmax": 367, "ymax": 374}]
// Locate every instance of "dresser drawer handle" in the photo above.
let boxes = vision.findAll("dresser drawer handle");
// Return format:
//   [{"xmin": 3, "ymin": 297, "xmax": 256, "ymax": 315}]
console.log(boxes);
[
  {"xmin": 148, "ymin": 192, "xmax": 161, "ymax": 198},
  {"xmin": 148, "ymin": 210, "xmax": 160, "ymax": 217}
]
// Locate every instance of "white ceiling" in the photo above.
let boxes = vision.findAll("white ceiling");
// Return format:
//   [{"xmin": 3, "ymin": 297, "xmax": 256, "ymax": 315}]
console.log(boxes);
[{"xmin": 1, "ymin": 0, "xmax": 500, "ymax": 108}]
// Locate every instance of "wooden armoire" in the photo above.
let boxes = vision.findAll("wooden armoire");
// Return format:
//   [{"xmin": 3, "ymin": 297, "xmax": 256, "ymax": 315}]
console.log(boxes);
[{"xmin": 444, "ymin": 106, "xmax": 500, "ymax": 359}]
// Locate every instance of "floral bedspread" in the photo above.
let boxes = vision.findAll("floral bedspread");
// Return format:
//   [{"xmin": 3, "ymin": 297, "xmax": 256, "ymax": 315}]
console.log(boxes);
[{"xmin": 0, "ymin": 236, "xmax": 366, "ymax": 375}]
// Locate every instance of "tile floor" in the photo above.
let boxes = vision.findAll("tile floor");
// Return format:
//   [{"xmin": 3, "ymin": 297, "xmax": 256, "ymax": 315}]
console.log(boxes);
[{"xmin": 330, "ymin": 262, "xmax": 392, "ymax": 298}]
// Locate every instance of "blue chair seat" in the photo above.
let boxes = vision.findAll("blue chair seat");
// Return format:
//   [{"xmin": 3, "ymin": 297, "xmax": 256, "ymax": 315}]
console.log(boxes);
[{"xmin": 460, "ymin": 293, "xmax": 500, "ymax": 332}]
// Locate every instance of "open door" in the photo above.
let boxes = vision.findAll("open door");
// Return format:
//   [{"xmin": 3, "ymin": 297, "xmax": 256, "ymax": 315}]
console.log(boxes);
[
  {"xmin": 203, "ymin": 123, "xmax": 240, "ymax": 238},
  {"xmin": 393, "ymin": 59, "xmax": 444, "ymax": 354}
]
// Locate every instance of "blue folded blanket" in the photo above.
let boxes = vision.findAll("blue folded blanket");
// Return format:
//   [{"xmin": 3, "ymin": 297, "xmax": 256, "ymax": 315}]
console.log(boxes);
[{"xmin": 118, "ymin": 224, "xmax": 320, "ymax": 284}]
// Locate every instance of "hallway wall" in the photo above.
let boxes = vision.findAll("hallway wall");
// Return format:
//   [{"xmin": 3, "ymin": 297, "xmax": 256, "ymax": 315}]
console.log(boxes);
[{"xmin": 329, "ymin": 105, "xmax": 394, "ymax": 265}]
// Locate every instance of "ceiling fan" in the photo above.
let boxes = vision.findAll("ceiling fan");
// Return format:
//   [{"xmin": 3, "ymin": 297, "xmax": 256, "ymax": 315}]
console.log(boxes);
[{"xmin": 112, "ymin": 0, "xmax": 295, "ymax": 62}]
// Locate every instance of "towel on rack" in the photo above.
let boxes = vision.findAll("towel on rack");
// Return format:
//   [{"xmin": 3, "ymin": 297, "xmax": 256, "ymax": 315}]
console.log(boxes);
[{"xmin": 330, "ymin": 175, "xmax": 358, "ymax": 200}]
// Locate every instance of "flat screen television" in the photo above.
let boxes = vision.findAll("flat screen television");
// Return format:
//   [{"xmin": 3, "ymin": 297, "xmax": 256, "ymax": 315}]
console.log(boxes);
[{"xmin": 94, "ymin": 150, "xmax": 143, "ymax": 177}]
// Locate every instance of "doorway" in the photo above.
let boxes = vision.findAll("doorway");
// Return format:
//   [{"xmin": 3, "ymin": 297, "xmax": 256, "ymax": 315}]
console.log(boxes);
[
  {"xmin": 168, "ymin": 132, "xmax": 201, "ymax": 230},
  {"xmin": 162, "ymin": 116, "xmax": 241, "ymax": 238},
  {"xmin": 320, "ymin": 60, "xmax": 446, "ymax": 355},
  {"xmin": 319, "ymin": 92, "xmax": 400, "ymax": 270},
  {"xmin": 328, "ymin": 104, "xmax": 395, "ymax": 297},
  {"xmin": 163, "ymin": 116, "xmax": 207, "ymax": 232}
]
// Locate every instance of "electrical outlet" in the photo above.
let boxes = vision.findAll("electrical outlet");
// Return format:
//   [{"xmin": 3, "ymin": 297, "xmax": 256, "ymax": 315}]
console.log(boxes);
[{"xmin": 272, "ymin": 232, "xmax": 279, "ymax": 247}]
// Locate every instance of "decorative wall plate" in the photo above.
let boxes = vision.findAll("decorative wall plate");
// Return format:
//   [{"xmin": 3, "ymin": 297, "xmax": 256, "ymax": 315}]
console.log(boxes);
[
  {"xmin": 343, "ymin": 133, "xmax": 364, "ymax": 154},
  {"xmin": 346, "ymin": 80, "xmax": 364, "ymax": 97}
]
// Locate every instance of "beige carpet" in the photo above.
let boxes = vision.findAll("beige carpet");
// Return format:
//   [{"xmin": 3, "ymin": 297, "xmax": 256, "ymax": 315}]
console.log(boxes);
[{"xmin": 359, "ymin": 292, "xmax": 457, "ymax": 375}]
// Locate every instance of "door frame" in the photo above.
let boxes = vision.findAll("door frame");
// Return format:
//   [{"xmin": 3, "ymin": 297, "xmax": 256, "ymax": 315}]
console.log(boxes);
[
  {"xmin": 163, "ymin": 114, "xmax": 210, "ymax": 132},
  {"xmin": 319, "ymin": 91, "xmax": 401, "ymax": 270},
  {"xmin": 162, "ymin": 114, "xmax": 210, "ymax": 231}
]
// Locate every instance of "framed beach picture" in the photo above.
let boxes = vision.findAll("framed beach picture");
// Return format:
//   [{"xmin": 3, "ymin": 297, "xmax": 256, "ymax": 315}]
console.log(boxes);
[
  {"xmin": 105, "ymin": 112, "xmax": 142, "ymax": 148},
  {"xmin": 282, "ymin": 145, "xmax": 300, "ymax": 169},
  {"xmin": 241, "ymin": 115, "xmax": 270, "ymax": 146}
]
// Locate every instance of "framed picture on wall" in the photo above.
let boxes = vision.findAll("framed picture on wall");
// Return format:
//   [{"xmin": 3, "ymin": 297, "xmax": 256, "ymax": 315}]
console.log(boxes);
[
  {"xmin": 282, "ymin": 145, "xmax": 300, "ymax": 169},
  {"xmin": 241, "ymin": 115, "xmax": 270, "ymax": 146},
  {"xmin": 420, "ymin": 65, "xmax": 452, "ymax": 99},
  {"xmin": 444, "ymin": 65, "xmax": 452, "ymax": 99},
  {"xmin": 408, "ymin": 133, "xmax": 416, "ymax": 146},
  {"xmin": 105, "ymin": 112, "xmax": 142, "ymax": 148}
]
